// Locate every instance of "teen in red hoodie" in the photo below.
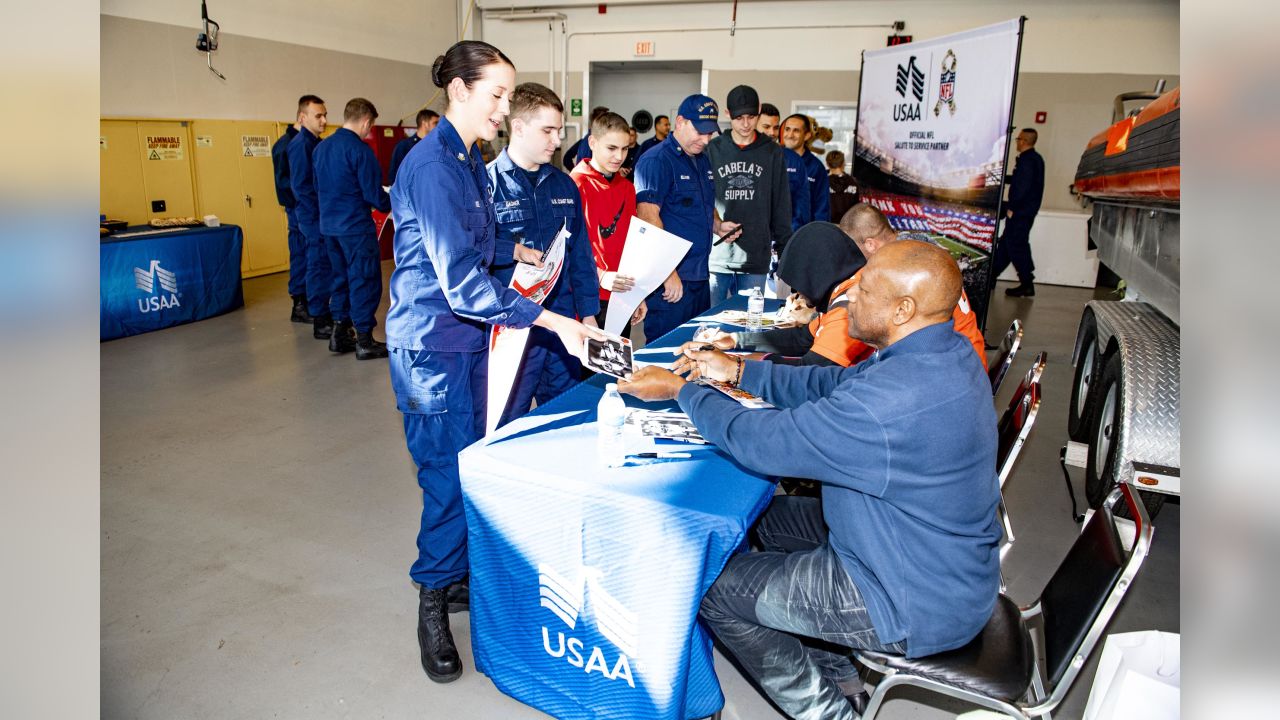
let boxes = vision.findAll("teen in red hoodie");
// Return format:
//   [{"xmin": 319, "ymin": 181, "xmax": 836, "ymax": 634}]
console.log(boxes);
[{"xmin": 570, "ymin": 111, "xmax": 646, "ymax": 336}]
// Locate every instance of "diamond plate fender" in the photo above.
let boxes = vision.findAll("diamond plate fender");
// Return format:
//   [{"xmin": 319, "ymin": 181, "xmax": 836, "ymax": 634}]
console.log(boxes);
[{"xmin": 1085, "ymin": 300, "xmax": 1181, "ymax": 484}]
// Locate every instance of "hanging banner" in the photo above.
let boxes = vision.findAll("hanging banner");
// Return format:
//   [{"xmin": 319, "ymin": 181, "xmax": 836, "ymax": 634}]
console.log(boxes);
[
  {"xmin": 486, "ymin": 222, "xmax": 570, "ymax": 435},
  {"xmin": 852, "ymin": 18, "xmax": 1023, "ymax": 327}
]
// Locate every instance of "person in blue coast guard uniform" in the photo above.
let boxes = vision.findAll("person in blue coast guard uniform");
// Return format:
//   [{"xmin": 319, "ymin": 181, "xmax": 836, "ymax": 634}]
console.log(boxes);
[
  {"xmin": 389, "ymin": 108, "xmax": 439, "ymax": 187},
  {"xmin": 271, "ymin": 94, "xmax": 321, "ymax": 324},
  {"xmin": 287, "ymin": 96, "xmax": 335, "ymax": 340},
  {"xmin": 633, "ymin": 94, "xmax": 741, "ymax": 341},
  {"xmin": 488, "ymin": 82, "xmax": 600, "ymax": 426},
  {"xmin": 385, "ymin": 40, "xmax": 604, "ymax": 685},
  {"xmin": 313, "ymin": 97, "xmax": 392, "ymax": 359},
  {"xmin": 782, "ymin": 113, "xmax": 831, "ymax": 232}
]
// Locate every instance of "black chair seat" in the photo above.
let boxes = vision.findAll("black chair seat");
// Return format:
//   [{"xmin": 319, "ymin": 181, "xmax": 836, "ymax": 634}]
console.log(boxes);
[{"xmin": 859, "ymin": 595, "xmax": 1034, "ymax": 702}]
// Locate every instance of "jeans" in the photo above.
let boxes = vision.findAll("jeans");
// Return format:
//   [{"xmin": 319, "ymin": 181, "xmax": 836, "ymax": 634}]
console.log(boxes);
[
  {"xmin": 709, "ymin": 272, "xmax": 769, "ymax": 304},
  {"xmin": 643, "ymin": 279, "xmax": 710, "ymax": 342},
  {"xmin": 700, "ymin": 496, "xmax": 905, "ymax": 720}
]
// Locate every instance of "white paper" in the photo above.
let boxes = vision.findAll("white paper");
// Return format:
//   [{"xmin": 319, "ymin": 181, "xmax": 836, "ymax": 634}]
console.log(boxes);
[
  {"xmin": 486, "ymin": 223, "xmax": 569, "ymax": 435},
  {"xmin": 1083, "ymin": 631, "xmax": 1180, "ymax": 720},
  {"xmin": 603, "ymin": 217, "xmax": 691, "ymax": 335}
]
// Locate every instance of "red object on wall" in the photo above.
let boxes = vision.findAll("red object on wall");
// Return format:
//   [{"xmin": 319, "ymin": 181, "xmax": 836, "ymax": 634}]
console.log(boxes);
[
  {"xmin": 1035, "ymin": 111, "xmax": 1047, "ymax": 124},
  {"xmin": 598, "ymin": 4, "xmax": 607, "ymax": 13},
  {"xmin": 365, "ymin": 125, "xmax": 411, "ymax": 186}
]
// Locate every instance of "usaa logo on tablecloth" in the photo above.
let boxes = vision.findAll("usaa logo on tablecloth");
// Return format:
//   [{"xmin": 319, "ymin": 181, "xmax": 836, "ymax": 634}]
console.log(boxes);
[
  {"xmin": 134, "ymin": 260, "xmax": 181, "ymax": 313},
  {"xmin": 538, "ymin": 563, "xmax": 637, "ymax": 688}
]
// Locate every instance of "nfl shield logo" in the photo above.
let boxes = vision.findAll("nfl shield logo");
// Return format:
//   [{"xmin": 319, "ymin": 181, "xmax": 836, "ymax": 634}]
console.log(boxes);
[
  {"xmin": 939, "ymin": 70, "xmax": 955, "ymax": 102},
  {"xmin": 934, "ymin": 50, "xmax": 958, "ymax": 116}
]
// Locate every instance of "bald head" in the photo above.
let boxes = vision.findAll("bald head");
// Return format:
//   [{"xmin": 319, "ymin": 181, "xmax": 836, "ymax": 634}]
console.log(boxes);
[
  {"xmin": 873, "ymin": 240, "xmax": 962, "ymax": 319},
  {"xmin": 839, "ymin": 203, "xmax": 898, "ymax": 255},
  {"xmin": 845, "ymin": 240, "xmax": 963, "ymax": 348}
]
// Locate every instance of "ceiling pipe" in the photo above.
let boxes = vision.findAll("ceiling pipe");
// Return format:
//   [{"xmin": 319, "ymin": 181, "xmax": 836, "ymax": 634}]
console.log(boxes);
[
  {"xmin": 561, "ymin": 23, "xmax": 899, "ymax": 115},
  {"xmin": 484, "ymin": 11, "xmax": 568, "ymax": 96}
]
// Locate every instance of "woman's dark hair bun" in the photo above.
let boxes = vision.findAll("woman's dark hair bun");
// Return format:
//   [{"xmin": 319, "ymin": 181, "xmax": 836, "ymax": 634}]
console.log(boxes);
[
  {"xmin": 432, "ymin": 41, "xmax": 514, "ymax": 105},
  {"xmin": 431, "ymin": 55, "xmax": 447, "ymax": 89}
]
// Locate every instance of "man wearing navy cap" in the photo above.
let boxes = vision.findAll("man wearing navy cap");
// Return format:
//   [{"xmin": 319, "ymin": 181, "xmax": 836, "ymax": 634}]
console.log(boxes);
[{"xmin": 634, "ymin": 94, "xmax": 740, "ymax": 340}]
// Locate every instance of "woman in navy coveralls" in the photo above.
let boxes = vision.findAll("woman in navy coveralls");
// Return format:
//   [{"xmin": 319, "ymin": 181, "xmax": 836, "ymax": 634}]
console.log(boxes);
[{"xmin": 384, "ymin": 41, "xmax": 602, "ymax": 684}]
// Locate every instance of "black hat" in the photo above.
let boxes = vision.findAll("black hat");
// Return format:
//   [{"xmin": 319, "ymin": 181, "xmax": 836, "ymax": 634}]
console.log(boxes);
[{"xmin": 726, "ymin": 85, "xmax": 760, "ymax": 119}]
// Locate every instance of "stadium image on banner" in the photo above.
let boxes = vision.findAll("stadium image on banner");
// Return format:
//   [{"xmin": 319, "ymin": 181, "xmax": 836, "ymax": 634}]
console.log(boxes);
[{"xmin": 853, "ymin": 18, "xmax": 1024, "ymax": 326}]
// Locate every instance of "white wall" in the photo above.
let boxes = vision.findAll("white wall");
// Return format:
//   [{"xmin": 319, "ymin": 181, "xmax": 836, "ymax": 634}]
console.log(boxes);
[
  {"xmin": 481, "ymin": 0, "xmax": 1178, "ymax": 78},
  {"xmin": 102, "ymin": 0, "xmax": 458, "ymax": 65},
  {"xmin": 100, "ymin": 15, "xmax": 447, "ymax": 123}
]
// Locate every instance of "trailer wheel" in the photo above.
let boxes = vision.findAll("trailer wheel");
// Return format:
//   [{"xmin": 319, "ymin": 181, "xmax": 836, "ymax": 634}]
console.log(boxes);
[
  {"xmin": 1085, "ymin": 352, "xmax": 1166, "ymax": 518},
  {"xmin": 1068, "ymin": 311, "xmax": 1099, "ymax": 441}
]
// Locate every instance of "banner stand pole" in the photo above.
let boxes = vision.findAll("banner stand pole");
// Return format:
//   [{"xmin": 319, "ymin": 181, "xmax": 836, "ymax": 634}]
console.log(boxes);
[{"xmin": 983, "ymin": 15, "xmax": 1028, "ymax": 332}]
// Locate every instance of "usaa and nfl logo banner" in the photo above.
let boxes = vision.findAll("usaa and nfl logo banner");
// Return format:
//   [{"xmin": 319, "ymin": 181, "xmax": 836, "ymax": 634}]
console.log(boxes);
[{"xmin": 853, "ymin": 18, "xmax": 1023, "ymax": 327}]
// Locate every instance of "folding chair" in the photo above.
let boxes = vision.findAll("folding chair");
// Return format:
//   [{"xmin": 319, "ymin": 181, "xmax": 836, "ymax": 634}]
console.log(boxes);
[
  {"xmin": 988, "ymin": 319, "xmax": 1024, "ymax": 395},
  {"xmin": 995, "ymin": 352, "xmax": 1046, "ymax": 564},
  {"xmin": 854, "ymin": 480, "xmax": 1154, "ymax": 720}
]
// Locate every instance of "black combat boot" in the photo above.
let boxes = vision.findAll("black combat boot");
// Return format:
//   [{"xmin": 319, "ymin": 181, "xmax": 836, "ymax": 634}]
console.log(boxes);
[
  {"xmin": 290, "ymin": 295, "xmax": 312, "ymax": 323},
  {"xmin": 418, "ymin": 586, "xmax": 463, "ymax": 683},
  {"xmin": 1005, "ymin": 282, "xmax": 1035, "ymax": 297},
  {"xmin": 329, "ymin": 320, "xmax": 356, "ymax": 353},
  {"xmin": 355, "ymin": 331, "xmax": 388, "ymax": 360},
  {"xmin": 445, "ymin": 575, "xmax": 469, "ymax": 613},
  {"xmin": 312, "ymin": 314, "xmax": 334, "ymax": 340}
]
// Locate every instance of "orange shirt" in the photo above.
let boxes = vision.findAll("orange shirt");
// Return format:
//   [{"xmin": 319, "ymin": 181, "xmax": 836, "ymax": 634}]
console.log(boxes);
[
  {"xmin": 807, "ymin": 272, "xmax": 988, "ymax": 369},
  {"xmin": 809, "ymin": 276, "xmax": 874, "ymax": 367}
]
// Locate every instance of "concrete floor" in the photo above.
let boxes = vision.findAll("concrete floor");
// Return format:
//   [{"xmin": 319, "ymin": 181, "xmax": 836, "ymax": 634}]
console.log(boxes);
[{"xmin": 101, "ymin": 267, "xmax": 1179, "ymax": 719}]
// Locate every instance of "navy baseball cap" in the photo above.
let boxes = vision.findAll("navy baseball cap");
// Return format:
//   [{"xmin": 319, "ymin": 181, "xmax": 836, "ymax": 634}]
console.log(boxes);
[{"xmin": 677, "ymin": 94, "xmax": 720, "ymax": 135}]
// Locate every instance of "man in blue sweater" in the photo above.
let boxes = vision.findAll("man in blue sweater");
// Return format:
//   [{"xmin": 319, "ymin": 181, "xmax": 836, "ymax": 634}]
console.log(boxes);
[{"xmin": 620, "ymin": 240, "xmax": 1001, "ymax": 720}]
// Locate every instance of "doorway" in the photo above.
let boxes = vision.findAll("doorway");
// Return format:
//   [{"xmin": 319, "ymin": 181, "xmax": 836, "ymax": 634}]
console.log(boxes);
[{"xmin": 586, "ymin": 60, "xmax": 703, "ymax": 148}]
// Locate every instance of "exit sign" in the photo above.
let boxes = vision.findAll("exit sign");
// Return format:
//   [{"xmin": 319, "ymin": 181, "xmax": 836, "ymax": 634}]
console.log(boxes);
[
  {"xmin": 887, "ymin": 34, "xmax": 913, "ymax": 46},
  {"xmin": 634, "ymin": 40, "xmax": 654, "ymax": 57}
]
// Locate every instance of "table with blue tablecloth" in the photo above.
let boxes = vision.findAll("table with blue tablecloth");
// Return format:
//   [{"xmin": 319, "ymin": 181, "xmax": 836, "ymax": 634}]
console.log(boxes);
[
  {"xmin": 460, "ymin": 296, "xmax": 783, "ymax": 720},
  {"xmin": 100, "ymin": 225, "xmax": 244, "ymax": 341}
]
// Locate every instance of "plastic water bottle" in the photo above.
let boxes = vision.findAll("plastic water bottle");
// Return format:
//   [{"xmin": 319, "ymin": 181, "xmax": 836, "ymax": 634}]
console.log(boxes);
[
  {"xmin": 747, "ymin": 287, "xmax": 765, "ymax": 331},
  {"xmin": 597, "ymin": 383, "xmax": 628, "ymax": 467}
]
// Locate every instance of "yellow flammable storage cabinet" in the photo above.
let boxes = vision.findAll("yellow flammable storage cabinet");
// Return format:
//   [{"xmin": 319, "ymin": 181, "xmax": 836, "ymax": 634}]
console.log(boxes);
[
  {"xmin": 100, "ymin": 119, "xmax": 198, "ymax": 223},
  {"xmin": 190, "ymin": 120, "xmax": 290, "ymax": 277}
]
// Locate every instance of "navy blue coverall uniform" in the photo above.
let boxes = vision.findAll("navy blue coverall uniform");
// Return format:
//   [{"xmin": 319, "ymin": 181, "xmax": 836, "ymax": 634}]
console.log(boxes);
[
  {"xmin": 388, "ymin": 132, "xmax": 420, "ymax": 187},
  {"xmin": 271, "ymin": 126, "xmax": 305, "ymax": 298},
  {"xmin": 314, "ymin": 127, "xmax": 391, "ymax": 333},
  {"xmin": 785, "ymin": 148, "xmax": 831, "ymax": 231},
  {"xmin": 633, "ymin": 133, "xmax": 715, "ymax": 340},
  {"xmin": 803, "ymin": 151, "xmax": 831, "ymax": 229},
  {"xmin": 385, "ymin": 116, "xmax": 544, "ymax": 589},
  {"xmin": 785, "ymin": 149, "xmax": 808, "ymax": 229},
  {"xmin": 487, "ymin": 149, "xmax": 600, "ymax": 426},
  {"xmin": 287, "ymin": 127, "xmax": 332, "ymax": 318},
  {"xmin": 992, "ymin": 147, "xmax": 1045, "ymax": 285}
]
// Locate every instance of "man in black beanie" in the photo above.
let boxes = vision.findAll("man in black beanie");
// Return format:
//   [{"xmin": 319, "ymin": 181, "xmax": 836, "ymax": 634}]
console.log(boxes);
[{"xmin": 706, "ymin": 85, "xmax": 793, "ymax": 303}]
